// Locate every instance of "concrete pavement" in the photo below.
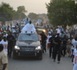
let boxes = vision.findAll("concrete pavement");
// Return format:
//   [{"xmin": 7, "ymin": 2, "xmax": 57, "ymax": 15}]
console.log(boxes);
[{"xmin": 9, "ymin": 51, "xmax": 73, "ymax": 70}]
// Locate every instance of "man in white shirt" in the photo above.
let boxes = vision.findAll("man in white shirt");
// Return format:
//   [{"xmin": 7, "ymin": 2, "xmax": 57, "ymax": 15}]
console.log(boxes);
[
  {"xmin": 72, "ymin": 38, "xmax": 77, "ymax": 48},
  {"xmin": 73, "ymin": 46, "xmax": 77, "ymax": 70},
  {"xmin": 0, "ymin": 44, "xmax": 8, "ymax": 70},
  {"xmin": 1, "ymin": 37, "xmax": 8, "ymax": 55},
  {"xmin": 56, "ymin": 26, "xmax": 61, "ymax": 36},
  {"xmin": 21, "ymin": 20, "xmax": 36, "ymax": 34}
]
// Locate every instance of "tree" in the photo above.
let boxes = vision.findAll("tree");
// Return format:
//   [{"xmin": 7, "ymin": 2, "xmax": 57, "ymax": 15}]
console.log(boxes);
[
  {"xmin": 17, "ymin": 6, "xmax": 27, "ymax": 13},
  {"xmin": 28, "ymin": 12, "xmax": 38, "ymax": 20},
  {"xmin": 17, "ymin": 6, "xmax": 27, "ymax": 19},
  {"xmin": 0, "ymin": 2, "xmax": 14, "ymax": 21},
  {"xmin": 0, "ymin": 3, "xmax": 27, "ymax": 21},
  {"xmin": 46, "ymin": 0, "xmax": 76, "ymax": 26}
]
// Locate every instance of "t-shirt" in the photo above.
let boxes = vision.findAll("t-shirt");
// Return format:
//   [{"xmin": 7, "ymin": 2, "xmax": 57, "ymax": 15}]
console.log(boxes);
[
  {"xmin": 0, "ymin": 50, "xmax": 8, "ymax": 70},
  {"xmin": 1, "ymin": 40, "xmax": 8, "ymax": 46},
  {"xmin": 46, "ymin": 35, "xmax": 52, "ymax": 43},
  {"xmin": 56, "ymin": 28, "xmax": 61, "ymax": 34},
  {"xmin": 1, "ymin": 40, "xmax": 8, "ymax": 55},
  {"xmin": 0, "ymin": 41, "xmax": 3, "ymax": 44},
  {"xmin": 72, "ymin": 39, "xmax": 77, "ymax": 48}
]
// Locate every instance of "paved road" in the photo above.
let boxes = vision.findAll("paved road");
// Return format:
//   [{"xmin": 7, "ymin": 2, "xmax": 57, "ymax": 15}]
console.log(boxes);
[{"xmin": 9, "ymin": 51, "xmax": 73, "ymax": 70}]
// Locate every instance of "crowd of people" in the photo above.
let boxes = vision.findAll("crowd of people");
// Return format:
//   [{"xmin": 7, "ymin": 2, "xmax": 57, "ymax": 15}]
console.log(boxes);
[
  {"xmin": 0, "ymin": 23, "xmax": 20, "ymax": 70},
  {"xmin": 40, "ymin": 26, "xmax": 77, "ymax": 70},
  {"xmin": 0, "ymin": 19, "xmax": 77, "ymax": 70},
  {"xmin": 0, "ymin": 31, "xmax": 16, "ymax": 70},
  {"xmin": 0, "ymin": 18, "xmax": 37, "ymax": 70}
]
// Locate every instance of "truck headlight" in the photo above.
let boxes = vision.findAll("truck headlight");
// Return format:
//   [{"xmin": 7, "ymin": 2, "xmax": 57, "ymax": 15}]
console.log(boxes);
[
  {"xmin": 35, "ymin": 46, "xmax": 41, "ymax": 50},
  {"xmin": 14, "ymin": 46, "xmax": 20, "ymax": 50}
]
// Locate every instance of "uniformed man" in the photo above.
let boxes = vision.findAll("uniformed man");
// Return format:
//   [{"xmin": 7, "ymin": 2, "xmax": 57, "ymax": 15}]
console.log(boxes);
[
  {"xmin": 52, "ymin": 33, "xmax": 62, "ymax": 63},
  {"xmin": 40, "ymin": 31, "xmax": 47, "ymax": 53},
  {"xmin": 48, "ymin": 33, "xmax": 54, "ymax": 58},
  {"xmin": 7, "ymin": 32, "xmax": 15, "ymax": 57}
]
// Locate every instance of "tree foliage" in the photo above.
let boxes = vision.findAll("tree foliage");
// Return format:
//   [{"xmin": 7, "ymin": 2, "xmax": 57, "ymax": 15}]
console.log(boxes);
[
  {"xmin": 28, "ymin": 12, "xmax": 38, "ymax": 20},
  {"xmin": 0, "ymin": 2, "xmax": 27, "ymax": 21},
  {"xmin": 16, "ymin": 6, "xmax": 27, "ymax": 19},
  {"xmin": 46, "ymin": 0, "xmax": 77, "ymax": 26},
  {"xmin": 17, "ymin": 6, "xmax": 27, "ymax": 13},
  {"xmin": 0, "ymin": 2, "xmax": 14, "ymax": 21}
]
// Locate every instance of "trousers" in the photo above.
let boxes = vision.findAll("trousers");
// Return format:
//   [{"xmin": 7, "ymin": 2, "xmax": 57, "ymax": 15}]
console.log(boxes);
[{"xmin": 73, "ymin": 64, "xmax": 77, "ymax": 70}]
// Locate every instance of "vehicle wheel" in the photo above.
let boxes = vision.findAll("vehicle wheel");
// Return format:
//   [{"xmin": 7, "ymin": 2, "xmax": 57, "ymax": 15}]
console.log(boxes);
[
  {"xmin": 13, "ymin": 52, "xmax": 18, "ymax": 59},
  {"xmin": 38, "ymin": 55, "xmax": 42, "ymax": 60}
]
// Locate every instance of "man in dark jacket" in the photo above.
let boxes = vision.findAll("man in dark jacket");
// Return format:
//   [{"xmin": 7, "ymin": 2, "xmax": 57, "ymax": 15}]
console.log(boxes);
[
  {"xmin": 7, "ymin": 32, "xmax": 16, "ymax": 57},
  {"xmin": 49, "ymin": 34, "xmax": 54, "ymax": 58},
  {"xmin": 61, "ymin": 35, "xmax": 68, "ymax": 56},
  {"xmin": 40, "ymin": 31, "xmax": 47, "ymax": 53},
  {"xmin": 52, "ymin": 33, "xmax": 62, "ymax": 63}
]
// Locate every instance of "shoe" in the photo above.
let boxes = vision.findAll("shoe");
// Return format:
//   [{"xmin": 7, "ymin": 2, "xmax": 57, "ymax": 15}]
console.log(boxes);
[
  {"xmin": 49, "ymin": 55, "xmax": 51, "ymax": 58},
  {"xmin": 57, "ymin": 61, "xmax": 60, "ymax": 64},
  {"xmin": 53, "ymin": 59, "xmax": 55, "ymax": 62}
]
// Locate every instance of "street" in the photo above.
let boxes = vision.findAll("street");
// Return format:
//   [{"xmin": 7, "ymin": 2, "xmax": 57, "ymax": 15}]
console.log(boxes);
[{"xmin": 9, "ymin": 51, "xmax": 73, "ymax": 70}]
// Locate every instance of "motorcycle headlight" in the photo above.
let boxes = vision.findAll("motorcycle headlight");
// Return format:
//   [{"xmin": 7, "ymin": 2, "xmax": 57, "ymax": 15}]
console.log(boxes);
[
  {"xmin": 35, "ymin": 46, "xmax": 41, "ymax": 50},
  {"xmin": 14, "ymin": 46, "xmax": 20, "ymax": 50}
]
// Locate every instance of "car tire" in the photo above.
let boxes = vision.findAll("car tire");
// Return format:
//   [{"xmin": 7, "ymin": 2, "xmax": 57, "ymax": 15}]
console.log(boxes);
[
  {"xmin": 38, "ymin": 55, "xmax": 42, "ymax": 60},
  {"xmin": 13, "ymin": 52, "xmax": 18, "ymax": 59}
]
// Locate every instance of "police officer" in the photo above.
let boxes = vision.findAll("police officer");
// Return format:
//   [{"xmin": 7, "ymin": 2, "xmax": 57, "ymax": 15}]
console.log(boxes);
[
  {"xmin": 49, "ymin": 33, "xmax": 54, "ymax": 58},
  {"xmin": 61, "ymin": 35, "xmax": 68, "ymax": 56},
  {"xmin": 40, "ymin": 31, "xmax": 47, "ymax": 53},
  {"xmin": 7, "ymin": 32, "xmax": 16, "ymax": 57},
  {"xmin": 52, "ymin": 33, "xmax": 62, "ymax": 63}
]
